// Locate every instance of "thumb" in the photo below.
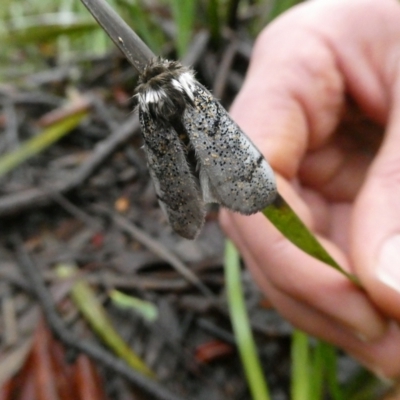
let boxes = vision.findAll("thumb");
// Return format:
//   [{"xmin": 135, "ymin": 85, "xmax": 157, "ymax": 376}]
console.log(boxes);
[{"xmin": 353, "ymin": 87, "xmax": 400, "ymax": 320}]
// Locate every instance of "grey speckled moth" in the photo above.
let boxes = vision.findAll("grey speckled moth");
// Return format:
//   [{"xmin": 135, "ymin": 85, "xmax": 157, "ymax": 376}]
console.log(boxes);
[{"xmin": 136, "ymin": 58, "xmax": 277, "ymax": 239}]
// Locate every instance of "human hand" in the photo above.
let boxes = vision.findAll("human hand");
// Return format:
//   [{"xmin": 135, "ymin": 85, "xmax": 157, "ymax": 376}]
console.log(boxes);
[{"xmin": 220, "ymin": 0, "xmax": 400, "ymax": 378}]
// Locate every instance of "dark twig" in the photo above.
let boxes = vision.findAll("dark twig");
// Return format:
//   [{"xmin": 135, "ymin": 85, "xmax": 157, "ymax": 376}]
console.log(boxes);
[
  {"xmin": 51, "ymin": 192, "xmax": 103, "ymax": 232},
  {"xmin": 108, "ymin": 211, "xmax": 218, "ymax": 301},
  {"xmin": 180, "ymin": 30, "xmax": 210, "ymax": 67},
  {"xmin": 3, "ymin": 100, "xmax": 19, "ymax": 153},
  {"xmin": 12, "ymin": 234, "xmax": 188, "ymax": 400},
  {"xmin": 212, "ymin": 38, "xmax": 238, "ymax": 99},
  {"xmin": 81, "ymin": 0, "xmax": 155, "ymax": 73},
  {"xmin": 0, "ymin": 114, "xmax": 140, "ymax": 217},
  {"xmin": 227, "ymin": 0, "xmax": 241, "ymax": 29}
]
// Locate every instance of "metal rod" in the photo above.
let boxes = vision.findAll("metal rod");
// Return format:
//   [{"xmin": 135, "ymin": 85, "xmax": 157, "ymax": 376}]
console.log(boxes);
[{"xmin": 81, "ymin": 0, "xmax": 155, "ymax": 73}]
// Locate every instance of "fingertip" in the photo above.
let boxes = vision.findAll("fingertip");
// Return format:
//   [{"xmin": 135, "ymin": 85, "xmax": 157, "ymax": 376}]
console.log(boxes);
[
  {"xmin": 347, "ymin": 321, "xmax": 400, "ymax": 379},
  {"xmin": 351, "ymin": 161, "xmax": 400, "ymax": 321}
]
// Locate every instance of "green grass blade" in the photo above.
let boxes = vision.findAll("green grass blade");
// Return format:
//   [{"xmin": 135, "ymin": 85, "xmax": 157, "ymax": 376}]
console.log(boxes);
[
  {"xmin": 291, "ymin": 330, "xmax": 310, "ymax": 400},
  {"xmin": 109, "ymin": 289, "xmax": 159, "ymax": 322},
  {"xmin": 322, "ymin": 343, "xmax": 345, "ymax": 400},
  {"xmin": 263, "ymin": 194, "xmax": 360, "ymax": 286},
  {"xmin": 310, "ymin": 340, "xmax": 325, "ymax": 400},
  {"xmin": 224, "ymin": 240, "xmax": 271, "ymax": 400},
  {"xmin": 170, "ymin": 0, "xmax": 196, "ymax": 57},
  {"xmin": 292, "ymin": 336, "xmax": 347, "ymax": 400},
  {"xmin": 57, "ymin": 264, "xmax": 155, "ymax": 378},
  {"xmin": 1, "ymin": 14, "xmax": 98, "ymax": 44},
  {"xmin": 207, "ymin": 0, "xmax": 221, "ymax": 44},
  {"xmin": 113, "ymin": 0, "xmax": 164, "ymax": 54},
  {"xmin": 0, "ymin": 107, "xmax": 88, "ymax": 179},
  {"xmin": 342, "ymin": 368, "xmax": 381, "ymax": 400}
]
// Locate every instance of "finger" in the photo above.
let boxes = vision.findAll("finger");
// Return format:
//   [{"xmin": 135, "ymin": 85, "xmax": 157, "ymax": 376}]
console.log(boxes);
[
  {"xmin": 338, "ymin": 0, "xmax": 400, "ymax": 320},
  {"xmin": 230, "ymin": 0, "xmax": 397, "ymax": 180},
  {"xmin": 230, "ymin": 6, "xmax": 345, "ymax": 178},
  {"xmin": 228, "ymin": 224, "xmax": 371, "ymax": 343},
  {"xmin": 352, "ymin": 90, "xmax": 400, "ymax": 319},
  {"xmin": 225, "ymin": 216, "xmax": 400, "ymax": 378},
  {"xmin": 347, "ymin": 322, "xmax": 400, "ymax": 379},
  {"xmin": 245, "ymin": 248, "xmax": 369, "ymax": 346},
  {"xmin": 220, "ymin": 178, "xmax": 388, "ymax": 341}
]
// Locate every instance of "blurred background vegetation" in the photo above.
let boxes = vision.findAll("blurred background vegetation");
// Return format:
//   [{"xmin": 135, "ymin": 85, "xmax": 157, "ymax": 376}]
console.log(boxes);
[{"xmin": 0, "ymin": 0, "xmax": 302, "ymax": 78}]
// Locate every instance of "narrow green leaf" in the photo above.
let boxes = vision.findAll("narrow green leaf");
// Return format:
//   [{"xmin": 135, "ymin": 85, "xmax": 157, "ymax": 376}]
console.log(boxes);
[
  {"xmin": 323, "ymin": 343, "xmax": 345, "ymax": 400},
  {"xmin": 57, "ymin": 264, "xmax": 155, "ymax": 378},
  {"xmin": 109, "ymin": 289, "xmax": 159, "ymax": 322},
  {"xmin": 207, "ymin": 0, "xmax": 221, "ymax": 44},
  {"xmin": 170, "ymin": 0, "xmax": 196, "ymax": 57},
  {"xmin": 291, "ymin": 330, "xmax": 310, "ymax": 400},
  {"xmin": 224, "ymin": 240, "xmax": 271, "ymax": 400},
  {"xmin": 310, "ymin": 340, "xmax": 325, "ymax": 400},
  {"xmin": 1, "ymin": 15, "xmax": 98, "ymax": 44},
  {"xmin": 114, "ymin": 0, "xmax": 164, "ymax": 54},
  {"xmin": 342, "ymin": 368, "xmax": 381, "ymax": 400},
  {"xmin": 0, "ymin": 108, "xmax": 88, "ymax": 179},
  {"xmin": 263, "ymin": 194, "xmax": 360, "ymax": 286}
]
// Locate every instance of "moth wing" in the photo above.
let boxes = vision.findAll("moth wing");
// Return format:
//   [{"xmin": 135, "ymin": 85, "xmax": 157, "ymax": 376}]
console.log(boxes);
[
  {"xmin": 183, "ymin": 84, "xmax": 277, "ymax": 214},
  {"xmin": 140, "ymin": 110, "xmax": 205, "ymax": 239}
]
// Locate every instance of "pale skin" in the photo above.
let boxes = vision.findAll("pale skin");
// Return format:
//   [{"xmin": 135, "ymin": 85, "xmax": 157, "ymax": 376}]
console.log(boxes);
[{"xmin": 220, "ymin": 0, "xmax": 400, "ymax": 378}]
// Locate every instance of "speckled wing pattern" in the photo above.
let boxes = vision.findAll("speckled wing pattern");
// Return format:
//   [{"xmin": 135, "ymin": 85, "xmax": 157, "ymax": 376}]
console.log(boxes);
[
  {"xmin": 183, "ymin": 83, "xmax": 276, "ymax": 214},
  {"xmin": 139, "ymin": 110, "xmax": 205, "ymax": 239}
]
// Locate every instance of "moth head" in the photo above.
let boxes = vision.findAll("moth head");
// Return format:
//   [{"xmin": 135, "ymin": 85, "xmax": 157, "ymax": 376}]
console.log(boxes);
[{"xmin": 136, "ymin": 58, "xmax": 196, "ymax": 121}]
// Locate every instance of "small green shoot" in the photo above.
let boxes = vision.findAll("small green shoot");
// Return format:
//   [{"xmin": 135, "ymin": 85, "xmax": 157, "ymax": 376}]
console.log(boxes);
[
  {"xmin": 0, "ymin": 106, "xmax": 88, "ymax": 179},
  {"xmin": 57, "ymin": 264, "xmax": 155, "ymax": 378},
  {"xmin": 342, "ymin": 368, "xmax": 382, "ymax": 400},
  {"xmin": 224, "ymin": 240, "xmax": 270, "ymax": 400},
  {"xmin": 1, "ymin": 15, "xmax": 98, "ymax": 45},
  {"xmin": 323, "ymin": 343, "xmax": 345, "ymax": 400},
  {"xmin": 170, "ymin": 0, "xmax": 196, "ymax": 57},
  {"xmin": 310, "ymin": 340, "xmax": 325, "ymax": 400},
  {"xmin": 291, "ymin": 330, "xmax": 311, "ymax": 400},
  {"xmin": 291, "ymin": 333, "xmax": 351, "ymax": 400},
  {"xmin": 113, "ymin": 0, "xmax": 165, "ymax": 54},
  {"xmin": 207, "ymin": 0, "xmax": 221, "ymax": 45},
  {"xmin": 109, "ymin": 289, "xmax": 159, "ymax": 323}
]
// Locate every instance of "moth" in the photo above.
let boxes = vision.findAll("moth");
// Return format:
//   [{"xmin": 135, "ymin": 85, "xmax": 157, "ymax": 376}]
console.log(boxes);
[{"xmin": 136, "ymin": 58, "xmax": 277, "ymax": 239}]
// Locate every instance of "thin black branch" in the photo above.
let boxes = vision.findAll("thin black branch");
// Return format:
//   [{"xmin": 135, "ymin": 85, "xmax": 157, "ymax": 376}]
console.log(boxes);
[
  {"xmin": 227, "ymin": 0, "xmax": 241, "ymax": 29},
  {"xmin": 109, "ymin": 211, "xmax": 218, "ymax": 301},
  {"xmin": 81, "ymin": 0, "xmax": 155, "ymax": 73}
]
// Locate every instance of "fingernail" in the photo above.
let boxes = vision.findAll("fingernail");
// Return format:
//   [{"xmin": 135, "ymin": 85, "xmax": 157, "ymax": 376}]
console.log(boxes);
[
  {"xmin": 354, "ymin": 332, "xmax": 368, "ymax": 343},
  {"xmin": 370, "ymin": 366, "xmax": 395, "ymax": 386},
  {"xmin": 377, "ymin": 235, "xmax": 400, "ymax": 293}
]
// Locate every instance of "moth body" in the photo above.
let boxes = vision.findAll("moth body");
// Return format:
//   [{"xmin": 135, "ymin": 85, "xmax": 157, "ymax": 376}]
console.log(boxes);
[{"xmin": 136, "ymin": 58, "xmax": 277, "ymax": 239}]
